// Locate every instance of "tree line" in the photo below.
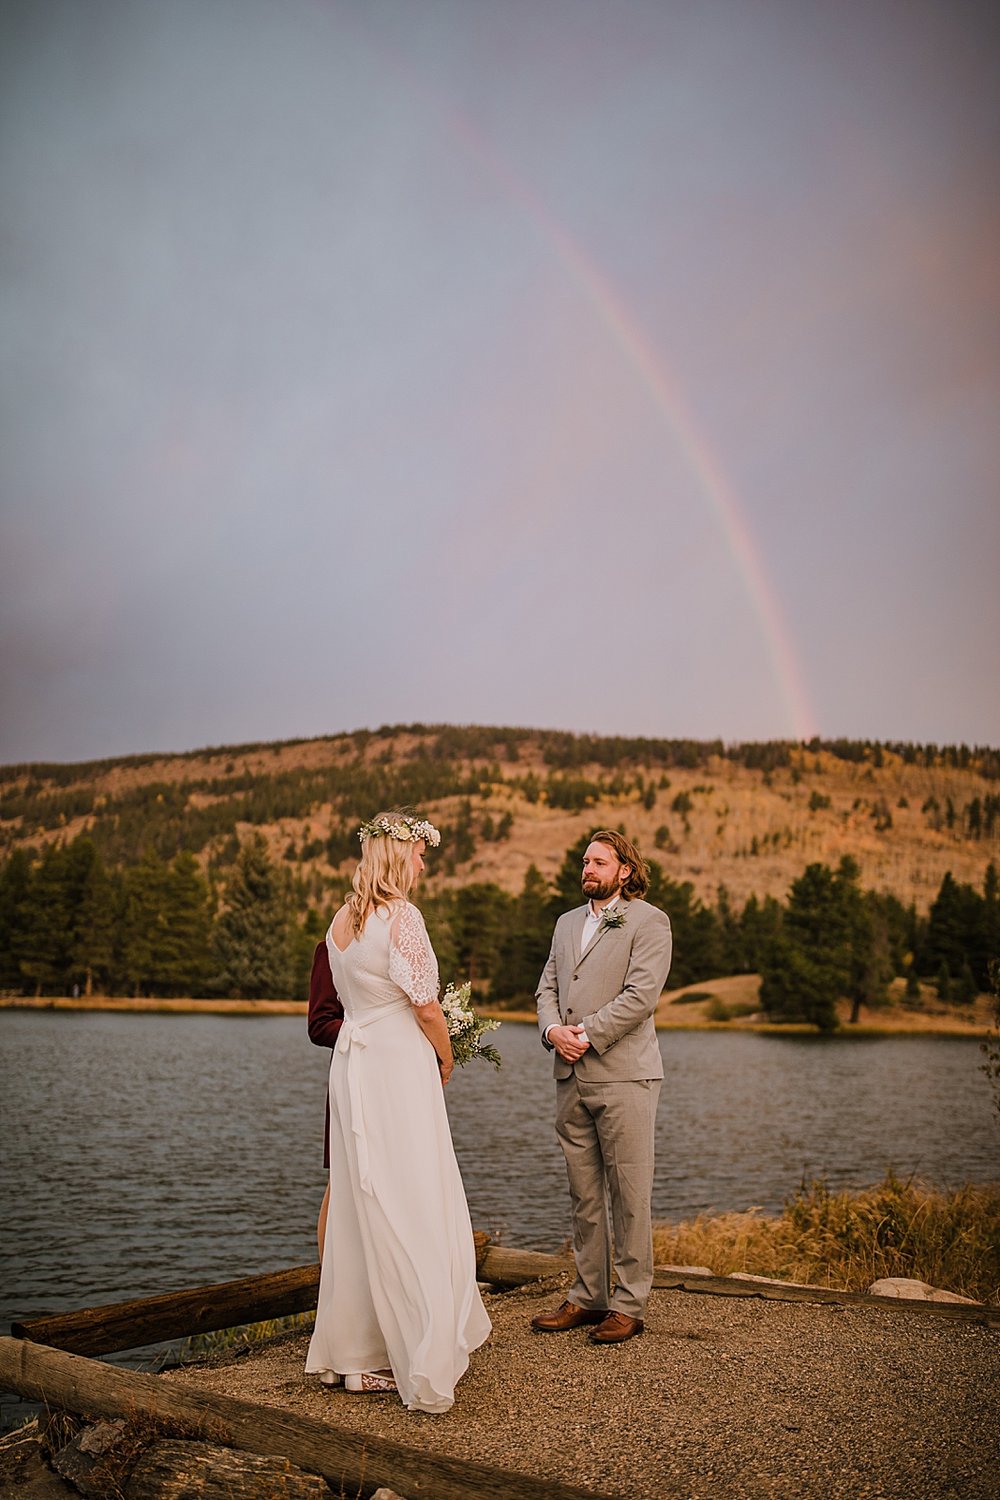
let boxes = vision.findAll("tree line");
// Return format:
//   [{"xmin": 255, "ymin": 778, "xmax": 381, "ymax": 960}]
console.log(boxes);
[{"xmin": 0, "ymin": 831, "xmax": 995, "ymax": 1029}]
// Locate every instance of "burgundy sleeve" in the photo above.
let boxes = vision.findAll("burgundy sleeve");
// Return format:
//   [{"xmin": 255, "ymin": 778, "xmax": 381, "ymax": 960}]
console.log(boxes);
[{"xmin": 307, "ymin": 940, "xmax": 344, "ymax": 1048}]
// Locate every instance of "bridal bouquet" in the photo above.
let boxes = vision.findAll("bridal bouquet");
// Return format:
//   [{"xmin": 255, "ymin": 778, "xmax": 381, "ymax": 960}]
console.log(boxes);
[{"xmin": 441, "ymin": 981, "xmax": 502, "ymax": 1069}]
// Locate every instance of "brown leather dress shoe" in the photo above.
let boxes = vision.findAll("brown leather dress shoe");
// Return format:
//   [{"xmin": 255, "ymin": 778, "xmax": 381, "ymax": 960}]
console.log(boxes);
[
  {"xmin": 589, "ymin": 1311, "xmax": 644, "ymax": 1344},
  {"xmin": 531, "ymin": 1300, "xmax": 609, "ymax": 1332}
]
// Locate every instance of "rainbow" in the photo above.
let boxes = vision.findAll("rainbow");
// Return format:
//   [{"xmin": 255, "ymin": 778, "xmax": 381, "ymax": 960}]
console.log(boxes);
[
  {"xmin": 348, "ymin": 14, "xmax": 817, "ymax": 739},
  {"xmin": 449, "ymin": 120, "xmax": 817, "ymax": 741}
]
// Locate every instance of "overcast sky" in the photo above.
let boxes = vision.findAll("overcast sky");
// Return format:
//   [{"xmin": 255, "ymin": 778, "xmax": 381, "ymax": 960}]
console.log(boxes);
[{"xmin": 2, "ymin": 0, "xmax": 998, "ymax": 765}]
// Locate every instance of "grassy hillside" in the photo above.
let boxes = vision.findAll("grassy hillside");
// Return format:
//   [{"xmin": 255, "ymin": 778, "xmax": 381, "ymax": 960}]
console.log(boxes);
[{"xmin": 2, "ymin": 724, "xmax": 997, "ymax": 913}]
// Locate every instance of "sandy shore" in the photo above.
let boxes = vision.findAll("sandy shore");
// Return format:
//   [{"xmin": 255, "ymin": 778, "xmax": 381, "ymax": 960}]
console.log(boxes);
[
  {"xmin": 164, "ymin": 1271, "xmax": 1000, "ymax": 1499},
  {"xmin": 1, "ymin": 986, "xmax": 991, "ymax": 1035}
]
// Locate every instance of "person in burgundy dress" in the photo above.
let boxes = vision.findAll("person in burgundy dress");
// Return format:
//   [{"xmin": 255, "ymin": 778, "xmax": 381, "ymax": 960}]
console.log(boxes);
[{"xmin": 307, "ymin": 938, "xmax": 344, "ymax": 1258}]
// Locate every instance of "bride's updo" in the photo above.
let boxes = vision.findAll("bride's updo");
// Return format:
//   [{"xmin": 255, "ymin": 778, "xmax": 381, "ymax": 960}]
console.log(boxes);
[{"xmin": 346, "ymin": 809, "xmax": 436, "ymax": 935}]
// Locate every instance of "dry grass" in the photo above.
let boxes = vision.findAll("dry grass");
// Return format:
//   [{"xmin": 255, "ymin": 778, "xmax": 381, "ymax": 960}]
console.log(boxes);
[
  {"xmin": 177, "ymin": 1313, "xmax": 315, "ymax": 1364},
  {"xmin": 652, "ymin": 1174, "xmax": 1000, "ymax": 1304},
  {"xmin": 8, "ymin": 732, "xmax": 999, "ymax": 913}
]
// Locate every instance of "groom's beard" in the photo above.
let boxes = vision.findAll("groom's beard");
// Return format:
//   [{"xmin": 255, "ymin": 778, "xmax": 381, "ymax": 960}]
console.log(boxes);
[{"xmin": 582, "ymin": 875, "xmax": 621, "ymax": 901}]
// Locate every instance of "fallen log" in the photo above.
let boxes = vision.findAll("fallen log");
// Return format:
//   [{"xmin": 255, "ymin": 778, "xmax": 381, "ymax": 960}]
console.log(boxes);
[
  {"xmin": 478, "ymin": 1245, "xmax": 1000, "ymax": 1326},
  {"xmin": 11, "ymin": 1265, "xmax": 321, "ymax": 1356},
  {"xmin": 124, "ymin": 1439, "xmax": 330, "ymax": 1498},
  {"xmin": 12, "ymin": 1236, "xmax": 996, "ymax": 1362},
  {"xmin": 475, "ymin": 1242, "xmax": 574, "ymax": 1285},
  {"xmin": 0, "ymin": 1338, "xmax": 608, "ymax": 1500},
  {"xmin": 13, "ymin": 1238, "xmax": 493, "ymax": 1357}
]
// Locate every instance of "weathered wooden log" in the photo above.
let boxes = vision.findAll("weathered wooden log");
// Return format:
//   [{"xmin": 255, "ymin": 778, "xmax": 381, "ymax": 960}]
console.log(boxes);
[
  {"xmin": 475, "ymin": 1242, "xmax": 574, "ymax": 1285},
  {"xmin": 11, "ymin": 1265, "xmax": 321, "ymax": 1356},
  {"xmin": 124, "ymin": 1439, "xmax": 328, "ymax": 1498},
  {"xmin": 477, "ymin": 1243, "xmax": 1000, "ymax": 1325},
  {"xmin": 13, "ymin": 1235, "xmax": 995, "ymax": 1364},
  {"xmin": 15, "ymin": 1238, "xmax": 492, "ymax": 1358},
  {"xmin": 0, "ymin": 1338, "xmax": 610, "ymax": 1500}
]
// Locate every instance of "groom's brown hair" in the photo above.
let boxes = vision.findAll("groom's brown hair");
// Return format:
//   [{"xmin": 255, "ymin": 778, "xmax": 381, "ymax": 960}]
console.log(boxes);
[{"xmin": 588, "ymin": 829, "xmax": 649, "ymax": 900}]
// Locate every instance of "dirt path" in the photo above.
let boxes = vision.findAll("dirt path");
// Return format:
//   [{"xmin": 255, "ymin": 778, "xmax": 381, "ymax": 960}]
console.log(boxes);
[{"xmin": 165, "ymin": 1272, "xmax": 999, "ymax": 1500}]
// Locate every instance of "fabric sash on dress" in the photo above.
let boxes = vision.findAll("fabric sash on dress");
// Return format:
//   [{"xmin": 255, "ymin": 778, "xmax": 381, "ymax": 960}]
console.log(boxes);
[{"xmin": 336, "ymin": 1002, "xmax": 411, "ymax": 1194}]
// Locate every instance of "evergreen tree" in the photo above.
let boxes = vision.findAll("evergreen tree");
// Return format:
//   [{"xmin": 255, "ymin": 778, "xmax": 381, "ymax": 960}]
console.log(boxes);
[
  {"xmin": 936, "ymin": 960, "xmax": 952, "ymax": 1003},
  {"xmin": 645, "ymin": 862, "xmax": 723, "ymax": 988},
  {"xmin": 552, "ymin": 832, "xmax": 592, "ymax": 912},
  {"xmin": 213, "ymin": 835, "xmax": 294, "ymax": 998},
  {"xmin": 759, "ymin": 933, "xmax": 840, "ymax": 1032},
  {"xmin": 925, "ymin": 870, "xmax": 990, "ymax": 988},
  {"xmin": 0, "ymin": 849, "xmax": 32, "ymax": 991},
  {"xmin": 983, "ymin": 864, "xmax": 1000, "ymax": 977},
  {"xmin": 157, "ymin": 852, "xmax": 214, "ymax": 995},
  {"xmin": 714, "ymin": 885, "xmax": 746, "ymax": 975},
  {"xmin": 738, "ymin": 894, "xmax": 784, "ymax": 974},
  {"xmin": 956, "ymin": 961, "xmax": 978, "ymax": 1006},
  {"xmin": 491, "ymin": 865, "xmax": 554, "ymax": 1003},
  {"xmin": 758, "ymin": 860, "xmax": 870, "ymax": 1031},
  {"xmin": 421, "ymin": 889, "xmax": 459, "ymax": 989},
  {"xmin": 449, "ymin": 883, "xmax": 514, "ymax": 986},
  {"xmin": 18, "ymin": 844, "xmax": 75, "ymax": 994},
  {"xmin": 847, "ymin": 894, "xmax": 892, "ymax": 1023},
  {"xmin": 69, "ymin": 845, "xmax": 119, "ymax": 995},
  {"xmin": 119, "ymin": 850, "xmax": 173, "ymax": 996}
]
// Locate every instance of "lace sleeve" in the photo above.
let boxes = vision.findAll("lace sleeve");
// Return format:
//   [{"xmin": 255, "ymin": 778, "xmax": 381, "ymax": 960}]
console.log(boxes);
[{"xmin": 388, "ymin": 902, "xmax": 440, "ymax": 1006}]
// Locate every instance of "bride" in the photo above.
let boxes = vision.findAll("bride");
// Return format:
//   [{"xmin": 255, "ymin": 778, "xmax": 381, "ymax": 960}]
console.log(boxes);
[{"xmin": 305, "ymin": 810, "xmax": 491, "ymax": 1413}]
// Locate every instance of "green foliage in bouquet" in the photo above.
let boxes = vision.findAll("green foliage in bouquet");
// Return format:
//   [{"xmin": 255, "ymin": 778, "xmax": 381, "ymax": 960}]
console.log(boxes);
[{"xmin": 441, "ymin": 981, "xmax": 502, "ymax": 1069}]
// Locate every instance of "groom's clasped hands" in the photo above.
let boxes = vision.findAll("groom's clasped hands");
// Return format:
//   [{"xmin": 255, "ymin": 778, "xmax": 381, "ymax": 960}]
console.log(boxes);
[{"xmin": 547, "ymin": 1023, "xmax": 591, "ymax": 1064}]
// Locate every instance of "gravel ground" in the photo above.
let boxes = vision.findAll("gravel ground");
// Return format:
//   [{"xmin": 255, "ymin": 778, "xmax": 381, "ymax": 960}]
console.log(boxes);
[{"xmin": 165, "ymin": 1273, "xmax": 1000, "ymax": 1500}]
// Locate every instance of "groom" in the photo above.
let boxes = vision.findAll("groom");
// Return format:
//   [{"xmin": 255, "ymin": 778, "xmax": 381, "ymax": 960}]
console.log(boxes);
[{"xmin": 533, "ymin": 830, "xmax": 672, "ymax": 1344}]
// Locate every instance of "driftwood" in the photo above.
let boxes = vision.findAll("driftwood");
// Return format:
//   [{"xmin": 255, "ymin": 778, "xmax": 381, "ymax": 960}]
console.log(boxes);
[
  {"xmin": 125, "ymin": 1439, "xmax": 329, "ymax": 1498},
  {"xmin": 477, "ymin": 1244, "xmax": 1000, "ymax": 1326},
  {"xmin": 11, "ymin": 1264, "xmax": 321, "ymax": 1356},
  {"xmin": 0, "ymin": 1337, "xmax": 609, "ymax": 1500},
  {"xmin": 12, "ymin": 1233, "xmax": 996, "ymax": 1365},
  {"xmin": 12, "ymin": 1237, "xmax": 490, "ymax": 1356}
]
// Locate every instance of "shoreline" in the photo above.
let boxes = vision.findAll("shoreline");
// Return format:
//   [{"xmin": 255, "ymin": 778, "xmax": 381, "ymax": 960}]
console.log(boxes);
[{"xmin": 0, "ymin": 993, "xmax": 990, "ymax": 1036}]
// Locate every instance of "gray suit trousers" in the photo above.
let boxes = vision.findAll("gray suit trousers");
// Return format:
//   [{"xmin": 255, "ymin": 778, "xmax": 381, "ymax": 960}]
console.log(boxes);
[{"xmin": 555, "ymin": 1073, "xmax": 661, "ymax": 1318}]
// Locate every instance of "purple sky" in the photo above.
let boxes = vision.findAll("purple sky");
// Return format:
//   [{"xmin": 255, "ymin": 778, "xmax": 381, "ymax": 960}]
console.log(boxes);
[{"xmin": 2, "ymin": 0, "xmax": 998, "ymax": 763}]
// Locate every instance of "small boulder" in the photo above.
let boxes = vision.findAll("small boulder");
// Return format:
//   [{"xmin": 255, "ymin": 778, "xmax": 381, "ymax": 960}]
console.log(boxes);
[{"xmin": 868, "ymin": 1277, "xmax": 979, "ymax": 1305}]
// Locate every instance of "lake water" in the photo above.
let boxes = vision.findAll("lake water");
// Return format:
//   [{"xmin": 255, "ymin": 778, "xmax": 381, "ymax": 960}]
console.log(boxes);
[{"xmin": 1, "ymin": 1010, "xmax": 997, "ymax": 1427}]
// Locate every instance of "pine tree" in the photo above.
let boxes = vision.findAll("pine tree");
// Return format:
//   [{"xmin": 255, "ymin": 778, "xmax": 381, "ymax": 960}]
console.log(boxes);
[
  {"xmin": 758, "ymin": 860, "xmax": 871, "ymax": 1031},
  {"xmin": 490, "ymin": 865, "xmax": 554, "ymax": 1003},
  {"xmin": 18, "ymin": 844, "xmax": 75, "ymax": 994},
  {"xmin": 936, "ymin": 960, "xmax": 952, "ymax": 1003},
  {"xmin": 449, "ymin": 883, "xmax": 514, "ymax": 986},
  {"xmin": 120, "ymin": 850, "xmax": 173, "ymax": 996},
  {"xmin": 158, "ymin": 852, "xmax": 214, "ymax": 995},
  {"xmin": 0, "ymin": 849, "xmax": 32, "ymax": 991},
  {"xmin": 70, "ymin": 848, "xmax": 119, "ymax": 995},
  {"xmin": 213, "ymin": 835, "xmax": 293, "ymax": 998},
  {"xmin": 956, "ymin": 961, "xmax": 978, "ymax": 1006}
]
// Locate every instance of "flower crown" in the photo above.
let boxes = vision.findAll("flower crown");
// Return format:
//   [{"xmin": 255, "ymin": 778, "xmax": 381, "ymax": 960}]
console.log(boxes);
[{"xmin": 357, "ymin": 814, "xmax": 441, "ymax": 847}]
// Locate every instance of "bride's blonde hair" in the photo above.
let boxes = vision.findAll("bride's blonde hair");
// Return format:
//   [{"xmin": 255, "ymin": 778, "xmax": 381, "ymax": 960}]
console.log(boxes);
[{"xmin": 345, "ymin": 809, "xmax": 419, "ymax": 935}]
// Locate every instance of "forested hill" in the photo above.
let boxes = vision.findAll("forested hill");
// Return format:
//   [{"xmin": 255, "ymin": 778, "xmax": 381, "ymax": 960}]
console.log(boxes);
[
  {"xmin": 1, "ymin": 725, "xmax": 997, "ymax": 1012},
  {"xmin": 2, "ymin": 724, "xmax": 996, "ymax": 909}
]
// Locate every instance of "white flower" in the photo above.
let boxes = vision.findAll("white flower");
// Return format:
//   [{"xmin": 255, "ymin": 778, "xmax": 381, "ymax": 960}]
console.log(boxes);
[
  {"xmin": 357, "ymin": 814, "xmax": 442, "ymax": 847},
  {"xmin": 440, "ymin": 981, "xmax": 501, "ymax": 1069}
]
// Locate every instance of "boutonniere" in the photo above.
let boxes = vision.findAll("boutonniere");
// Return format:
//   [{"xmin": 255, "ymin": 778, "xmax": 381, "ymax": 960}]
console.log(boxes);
[{"xmin": 600, "ymin": 907, "xmax": 627, "ymax": 931}]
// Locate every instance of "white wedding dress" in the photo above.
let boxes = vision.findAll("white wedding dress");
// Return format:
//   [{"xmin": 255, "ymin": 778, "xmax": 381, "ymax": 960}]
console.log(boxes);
[{"xmin": 304, "ymin": 901, "xmax": 491, "ymax": 1413}]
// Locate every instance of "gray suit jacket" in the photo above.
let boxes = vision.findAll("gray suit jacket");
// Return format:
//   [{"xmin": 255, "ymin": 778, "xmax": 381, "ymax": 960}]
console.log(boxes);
[{"xmin": 536, "ymin": 898, "xmax": 672, "ymax": 1081}]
